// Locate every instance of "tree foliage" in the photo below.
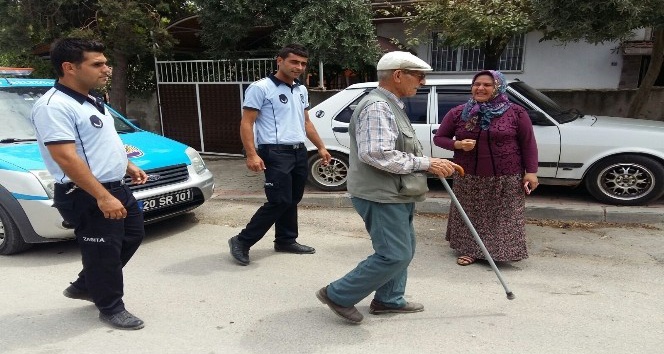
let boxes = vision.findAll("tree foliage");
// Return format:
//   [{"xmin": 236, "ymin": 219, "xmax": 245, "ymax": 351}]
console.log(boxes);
[
  {"xmin": 401, "ymin": 0, "xmax": 534, "ymax": 69},
  {"xmin": 281, "ymin": 0, "xmax": 380, "ymax": 86},
  {"xmin": 532, "ymin": 0, "xmax": 664, "ymax": 118},
  {"xmin": 0, "ymin": 0, "xmax": 194, "ymax": 113},
  {"xmin": 197, "ymin": 0, "xmax": 314, "ymax": 58},
  {"xmin": 196, "ymin": 0, "xmax": 379, "ymax": 85}
]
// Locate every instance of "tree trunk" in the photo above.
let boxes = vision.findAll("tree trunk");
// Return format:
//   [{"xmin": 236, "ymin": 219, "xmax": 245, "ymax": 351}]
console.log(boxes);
[
  {"xmin": 482, "ymin": 36, "xmax": 509, "ymax": 70},
  {"xmin": 627, "ymin": 28, "xmax": 664, "ymax": 119},
  {"xmin": 109, "ymin": 50, "xmax": 128, "ymax": 115}
]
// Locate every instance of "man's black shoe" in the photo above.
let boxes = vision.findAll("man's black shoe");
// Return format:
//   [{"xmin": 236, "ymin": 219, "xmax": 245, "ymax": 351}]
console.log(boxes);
[
  {"xmin": 99, "ymin": 310, "xmax": 144, "ymax": 330},
  {"xmin": 63, "ymin": 284, "xmax": 93, "ymax": 302},
  {"xmin": 274, "ymin": 242, "xmax": 315, "ymax": 254},
  {"xmin": 228, "ymin": 236, "xmax": 250, "ymax": 265}
]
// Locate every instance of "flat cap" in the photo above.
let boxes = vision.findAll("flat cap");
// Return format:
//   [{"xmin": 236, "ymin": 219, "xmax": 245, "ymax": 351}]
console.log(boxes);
[{"xmin": 376, "ymin": 51, "xmax": 433, "ymax": 71}]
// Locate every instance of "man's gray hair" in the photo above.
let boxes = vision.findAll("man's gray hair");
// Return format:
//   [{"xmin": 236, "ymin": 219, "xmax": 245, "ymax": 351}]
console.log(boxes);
[{"xmin": 377, "ymin": 70, "xmax": 394, "ymax": 81}]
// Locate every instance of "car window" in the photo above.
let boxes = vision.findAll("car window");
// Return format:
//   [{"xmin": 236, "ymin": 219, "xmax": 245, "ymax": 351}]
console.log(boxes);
[
  {"xmin": 333, "ymin": 91, "xmax": 370, "ymax": 124},
  {"xmin": 333, "ymin": 88, "xmax": 430, "ymax": 125},
  {"xmin": 436, "ymin": 86, "xmax": 469, "ymax": 123},
  {"xmin": 402, "ymin": 88, "xmax": 429, "ymax": 124},
  {"xmin": 110, "ymin": 109, "xmax": 138, "ymax": 133}
]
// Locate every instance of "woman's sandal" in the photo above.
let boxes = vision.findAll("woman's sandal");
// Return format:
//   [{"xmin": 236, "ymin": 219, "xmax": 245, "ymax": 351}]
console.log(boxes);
[{"xmin": 456, "ymin": 255, "xmax": 476, "ymax": 266}]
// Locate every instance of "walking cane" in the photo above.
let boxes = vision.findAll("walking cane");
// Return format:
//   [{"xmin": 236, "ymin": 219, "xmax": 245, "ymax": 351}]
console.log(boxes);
[{"xmin": 442, "ymin": 166, "xmax": 516, "ymax": 300}]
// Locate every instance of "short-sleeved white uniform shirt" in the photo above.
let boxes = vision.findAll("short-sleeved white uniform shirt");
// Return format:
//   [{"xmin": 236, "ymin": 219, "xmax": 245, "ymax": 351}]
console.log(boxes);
[
  {"xmin": 242, "ymin": 74, "xmax": 309, "ymax": 145},
  {"xmin": 31, "ymin": 82, "xmax": 127, "ymax": 184}
]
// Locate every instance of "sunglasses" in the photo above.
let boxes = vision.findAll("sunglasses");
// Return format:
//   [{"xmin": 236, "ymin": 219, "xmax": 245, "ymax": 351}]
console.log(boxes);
[{"xmin": 401, "ymin": 70, "xmax": 426, "ymax": 80}]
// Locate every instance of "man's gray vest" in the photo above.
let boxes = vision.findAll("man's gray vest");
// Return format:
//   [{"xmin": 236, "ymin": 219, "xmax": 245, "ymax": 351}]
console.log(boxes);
[{"xmin": 348, "ymin": 88, "xmax": 429, "ymax": 203}]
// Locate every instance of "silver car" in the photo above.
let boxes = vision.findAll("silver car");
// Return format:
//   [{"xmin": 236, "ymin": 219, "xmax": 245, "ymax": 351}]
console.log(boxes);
[{"xmin": 305, "ymin": 79, "xmax": 664, "ymax": 206}]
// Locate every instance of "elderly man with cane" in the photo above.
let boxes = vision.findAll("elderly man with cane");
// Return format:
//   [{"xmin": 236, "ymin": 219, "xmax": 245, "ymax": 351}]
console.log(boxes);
[{"xmin": 316, "ymin": 51, "xmax": 461, "ymax": 323}]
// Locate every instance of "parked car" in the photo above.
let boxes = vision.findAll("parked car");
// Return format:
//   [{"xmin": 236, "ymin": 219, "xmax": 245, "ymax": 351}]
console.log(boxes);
[
  {"xmin": 0, "ymin": 77, "xmax": 215, "ymax": 255},
  {"xmin": 304, "ymin": 79, "xmax": 664, "ymax": 206}
]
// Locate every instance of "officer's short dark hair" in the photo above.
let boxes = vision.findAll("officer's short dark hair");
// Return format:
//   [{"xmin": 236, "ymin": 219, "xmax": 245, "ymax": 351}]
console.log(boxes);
[
  {"xmin": 50, "ymin": 38, "xmax": 106, "ymax": 77},
  {"xmin": 277, "ymin": 43, "xmax": 309, "ymax": 60}
]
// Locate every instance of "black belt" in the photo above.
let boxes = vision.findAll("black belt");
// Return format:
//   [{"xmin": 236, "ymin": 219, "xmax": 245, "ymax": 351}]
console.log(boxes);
[
  {"xmin": 258, "ymin": 143, "xmax": 305, "ymax": 150},
  {"xmin": 57, "ymin": 179, "xmax": 125, "ymax": 190},
  {"xmin": 100, "ymin": 180, "xmax": 125, "ymax": 188}
]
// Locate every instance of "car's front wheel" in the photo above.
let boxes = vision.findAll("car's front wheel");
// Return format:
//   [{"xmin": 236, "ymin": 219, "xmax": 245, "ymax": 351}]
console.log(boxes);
[
  {"xmin": 0, "ymin": 204, "xmax": 31, "ymax": 255},
  {"xmin": 585, "ymin": 154, "xmax": 664, "ymax": 206},
  {"xmin": 307, "ymin": 151, "xmax": 349, "ymax": 191}
]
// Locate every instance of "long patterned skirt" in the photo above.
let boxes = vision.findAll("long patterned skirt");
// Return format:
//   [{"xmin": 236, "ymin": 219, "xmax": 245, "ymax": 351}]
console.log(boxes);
[{"xmin": 445, "ymin": 174, "xmax": 528, "ymax": 261}]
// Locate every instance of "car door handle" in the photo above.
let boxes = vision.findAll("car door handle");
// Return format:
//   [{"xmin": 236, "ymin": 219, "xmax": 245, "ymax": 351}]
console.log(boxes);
[
  {"xmin": 432, "ymin": 129, "xmax": 438, "ymax": 134},
  {"xmin": 332, "ymin": 127, "xmax": 349, "ymax": 133}
]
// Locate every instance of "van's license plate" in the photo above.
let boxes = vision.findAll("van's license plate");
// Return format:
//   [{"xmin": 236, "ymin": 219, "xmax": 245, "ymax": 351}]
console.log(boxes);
[{"xmin": 141, "ymin": 189, "xmax": 192, "ymax": 212}]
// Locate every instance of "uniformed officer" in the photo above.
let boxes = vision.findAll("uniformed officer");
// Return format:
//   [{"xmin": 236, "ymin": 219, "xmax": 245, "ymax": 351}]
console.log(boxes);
[
  {"xmin": 30, "ymin": 38, "xmax": 148, "ymax": 330},
  {"xmin": 228, "ymin": 43, "xmax": 332, "ymax": 265}
]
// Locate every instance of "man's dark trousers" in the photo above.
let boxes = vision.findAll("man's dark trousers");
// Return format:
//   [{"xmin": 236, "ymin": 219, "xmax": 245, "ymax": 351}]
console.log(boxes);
[
  {"xmin": 54, "ymin": 182, "xmax": 144, "ymax": 315},
  {"xmin": 237, "ymin": 145, "xmax": 308, "ymax": 247}
]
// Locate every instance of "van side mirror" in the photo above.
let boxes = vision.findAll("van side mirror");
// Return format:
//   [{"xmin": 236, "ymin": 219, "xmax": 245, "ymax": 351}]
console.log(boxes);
[{"xmin": 527, "ymin": 110, "xmax": 554, "ymax": 126}]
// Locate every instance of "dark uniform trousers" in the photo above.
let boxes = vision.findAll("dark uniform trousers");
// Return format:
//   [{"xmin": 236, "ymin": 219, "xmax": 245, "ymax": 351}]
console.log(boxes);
[
  {"xmin": 237, "ymin": 144, "xmax": 308, "ymax": 247},
  {"xmin": 53, "ymin": 181, "xmax": 144, "ymax": 315}
]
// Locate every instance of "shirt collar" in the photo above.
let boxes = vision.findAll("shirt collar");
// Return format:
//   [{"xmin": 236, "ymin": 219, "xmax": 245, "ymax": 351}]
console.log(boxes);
[
  {"xmin": 54, "ymin": 82, "xmax": 88, "ymax": 104},
  {"xmin": 268, "ymin": 73, "xmax": 302, "ymax": 88},
  {"xmin": 377, "ymin": 86, "xmax": 405, "ymax": 109},
  {"xmin": 54, "ymin": 81, "xmax": 106, "ymax": 114}
]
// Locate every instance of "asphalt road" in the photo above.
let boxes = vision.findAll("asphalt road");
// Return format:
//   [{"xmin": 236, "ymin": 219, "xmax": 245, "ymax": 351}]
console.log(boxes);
[{"xmin": 1, "ymin": 197, "xmax": 663, "ymax": 353}]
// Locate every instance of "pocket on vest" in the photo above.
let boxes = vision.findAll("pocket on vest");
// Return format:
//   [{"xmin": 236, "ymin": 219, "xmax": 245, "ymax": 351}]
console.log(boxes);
[{"xmin": 399, "ymin": 172, "xmax": 429, "ymax": 196}]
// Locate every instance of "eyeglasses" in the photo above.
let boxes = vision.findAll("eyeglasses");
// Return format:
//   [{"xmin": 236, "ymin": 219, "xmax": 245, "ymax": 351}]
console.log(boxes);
[{"xmin": 402, "ymin": 70, "xmax": 426, "ymax": 81}]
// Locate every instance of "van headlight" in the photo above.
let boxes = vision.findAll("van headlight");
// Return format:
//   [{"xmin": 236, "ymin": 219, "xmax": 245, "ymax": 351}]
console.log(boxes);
[
  {"xmin": 185, "ymin": 147, "xmax": 207, "ymax": 174},
  {"xmin": 30, "ymin": 170, "xmax": 55, "ymax": 199}
]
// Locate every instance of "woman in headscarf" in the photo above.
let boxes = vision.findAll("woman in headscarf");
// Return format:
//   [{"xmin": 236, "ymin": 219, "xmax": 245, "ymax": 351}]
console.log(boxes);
[{"xmin": 433, "ymin": 70, "xmax": 539, "ymax": 266}]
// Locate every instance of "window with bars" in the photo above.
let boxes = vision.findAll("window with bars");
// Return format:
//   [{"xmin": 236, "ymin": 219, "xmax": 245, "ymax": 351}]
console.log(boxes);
[{"xmin": 430, "ymin": 33, "xmax": 526, "ymax": 72}]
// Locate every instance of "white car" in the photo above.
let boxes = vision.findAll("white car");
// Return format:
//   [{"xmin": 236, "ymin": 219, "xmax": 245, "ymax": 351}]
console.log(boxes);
[{"xmin": 304, "ymin": 79, "xmax": 664, "ymax": 206}]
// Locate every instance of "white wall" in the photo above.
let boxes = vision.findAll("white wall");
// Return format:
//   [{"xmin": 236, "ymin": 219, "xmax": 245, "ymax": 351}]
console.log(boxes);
[
  {"xmin": 375, "ymin": 24, "xmax": 625, "ymax": 90},
  {"xmin": 515, "ymin": 32, "xmax": 623, "ymax": 89}
]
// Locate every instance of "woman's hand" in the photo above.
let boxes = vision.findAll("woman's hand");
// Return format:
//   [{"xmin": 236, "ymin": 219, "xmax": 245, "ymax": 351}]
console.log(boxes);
[
  {"xmin": 523, "ymin": 173, "xmax": 539, "ymax": 194},
  {"xmin": 454, "ymin": 139, "xmax": 476, "ymax": 151}
]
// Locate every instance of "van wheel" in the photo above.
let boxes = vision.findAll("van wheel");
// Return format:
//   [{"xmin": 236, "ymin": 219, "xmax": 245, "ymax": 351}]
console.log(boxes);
[
  {"xmin": 585, "ymin": 155, "xmax": 664, "ymax": 206},
  {"xmin": 307, "ymin": 152, "xmax": 349, "ymax": 191},
  {"xmin": 0, "ymin": 204, "xmax": 31, "ymax": 255}
]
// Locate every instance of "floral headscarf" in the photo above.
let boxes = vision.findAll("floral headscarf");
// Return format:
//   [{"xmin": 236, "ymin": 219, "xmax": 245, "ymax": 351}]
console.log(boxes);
[{"xmin": 461, "ymin": 70, "xmax": 511, "ymax": 130}]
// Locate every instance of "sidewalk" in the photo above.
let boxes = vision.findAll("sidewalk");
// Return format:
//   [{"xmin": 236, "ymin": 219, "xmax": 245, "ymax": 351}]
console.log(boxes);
[{"xmin": 205, "ymin": 155, "xmax": 664, "ymax": 224}]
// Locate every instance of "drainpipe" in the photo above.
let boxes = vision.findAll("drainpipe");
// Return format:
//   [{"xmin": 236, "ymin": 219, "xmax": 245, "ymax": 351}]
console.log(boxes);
[{"xmin": 319, "ymin": 60, "xmax": 325, "ymax": 90}]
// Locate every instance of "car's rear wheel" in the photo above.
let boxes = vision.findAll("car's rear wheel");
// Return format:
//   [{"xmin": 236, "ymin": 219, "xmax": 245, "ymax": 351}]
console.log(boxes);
[
  {"xmin": 585, "ymin": 155, "xmax": 664, "ymax": 206},
  {"xmin": 307, "ymin": 151, "xmax": 349, "ymax": 191},
  {"xmin": 0, "ymin": 204, "xmax": 31, "ymax": 255}
]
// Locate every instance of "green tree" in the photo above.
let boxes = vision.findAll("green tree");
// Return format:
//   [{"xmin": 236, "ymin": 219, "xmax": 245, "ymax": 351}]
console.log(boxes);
[
  {"xmin": 401, "ymin": 0, "xmax": 534, "ymax": 69},
  {"xmin": 281, "ymin": 0, "xmax": 380, "ymax": 88},
  {"xmin": 0, "ymin": 0, "xmax": 194, "ymax": 114},
  {"xmin": 196, "ymin": 0, "xmax": 315, "ymax": 58},
  {"xmin": 532, "ymin": 0, "xmax": 664, "ymax": 119}
]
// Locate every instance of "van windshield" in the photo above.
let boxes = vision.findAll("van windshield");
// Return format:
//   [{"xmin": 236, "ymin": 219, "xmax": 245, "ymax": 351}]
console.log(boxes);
[
  {"xmin": 0, "ymin": 86, "xmax": 46, "ymax": 141},
  {"xmin": 0, "ymin": 86, "xmax": 135, "ymax": 141}
]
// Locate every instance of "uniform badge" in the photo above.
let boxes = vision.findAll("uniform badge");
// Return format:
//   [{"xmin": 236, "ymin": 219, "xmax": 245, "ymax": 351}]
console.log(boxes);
[
  {"xmin": 279, "ymin": 94, "xmax": 288, "ymax": 104},
  {"xmin": 89, "ymin": 115, "xmax": 103, "ymax": 128}
]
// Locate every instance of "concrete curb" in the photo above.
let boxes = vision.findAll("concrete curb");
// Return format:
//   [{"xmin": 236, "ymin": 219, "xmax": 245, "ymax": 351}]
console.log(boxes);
[{"xmin": 214, "ymin": 193, "xmax": 664, "ymax": 224}]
